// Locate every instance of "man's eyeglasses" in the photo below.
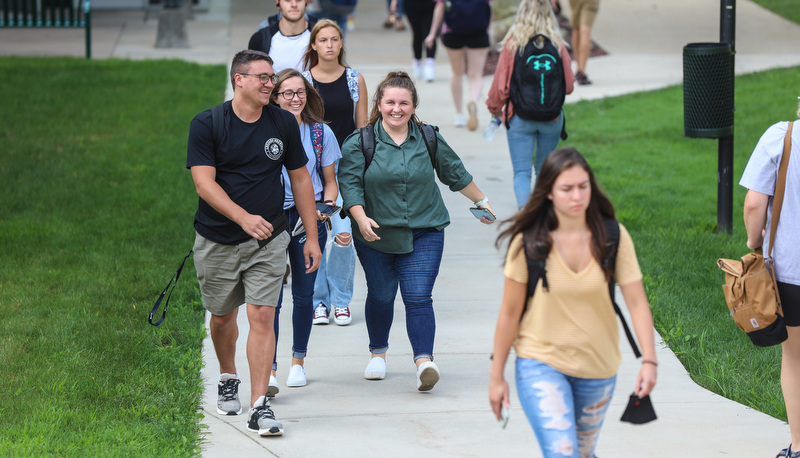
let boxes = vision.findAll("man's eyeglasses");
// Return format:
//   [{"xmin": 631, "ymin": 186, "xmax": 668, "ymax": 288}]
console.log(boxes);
[
  {"xmin": 238, "ymin": 73, "xmax": 278, "ymax": 85},
  {"xmin": 276, "ymin": 89, "xmax": 307, "ymax": 100}
]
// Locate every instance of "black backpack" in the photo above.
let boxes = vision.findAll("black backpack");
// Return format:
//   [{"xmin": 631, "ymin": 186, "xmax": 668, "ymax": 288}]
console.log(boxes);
[
  {"xmin": 443, "ymin": 0, "xmax": 491, "ymax": 35},
  {"xmin": 248, "ymin": 14, "xmax": 318, "ymax": 55},
  {"xmin": 359, "ymin": 123, "xmax": 438, "ymax": 170},
  {"xmin": 508, "ymin": 35, "xmax": 566, "ymax": 125},
  {"xmin": 521, "ymin": 218, "xmax": 641, "ymax": 356}
]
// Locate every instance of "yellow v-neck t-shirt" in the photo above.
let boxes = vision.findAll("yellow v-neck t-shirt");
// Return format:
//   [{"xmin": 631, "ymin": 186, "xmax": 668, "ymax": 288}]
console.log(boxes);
[{"xmin": 503, "ymin": 224, "xmax": 643, "ymax": 379}]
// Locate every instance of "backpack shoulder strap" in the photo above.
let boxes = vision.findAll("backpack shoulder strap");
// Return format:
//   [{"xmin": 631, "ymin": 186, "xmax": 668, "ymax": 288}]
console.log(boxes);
[
  {"xmin": 521, "ymin": 229, "xmax": 548, "ymax": 322},
  {"xmin": 211, "ymin": 102, "xmax": 227, "ymax": 149},
  {"xmin": 420, "ymin": 123, "xmax": 438, "ymax": 167},
  {"xmin": 301, "ymin": 70, "xmax": 313, "ymax": 84},
  {"xmin": 360, "ymin": 125, "xmax": 376, "ymax": 169},
  {"xmin": 602, "ymin": 218, "xmax": 642, "ymax": 357},
  {"xmin": 311, "ymin": 122, "xmax": 325, "ymax": 184}
]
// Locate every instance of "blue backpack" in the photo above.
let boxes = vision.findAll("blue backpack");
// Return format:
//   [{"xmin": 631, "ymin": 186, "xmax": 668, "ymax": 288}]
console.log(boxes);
[{"xmin": 444, "ymin": 0, "xmax": 491, "ymax": 35}]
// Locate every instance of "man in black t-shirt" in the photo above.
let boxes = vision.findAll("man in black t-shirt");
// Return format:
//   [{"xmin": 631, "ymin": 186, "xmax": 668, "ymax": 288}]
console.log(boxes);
[{"xmin": 186, "ymin": 49, "xmax": 320, "ymax": 437}]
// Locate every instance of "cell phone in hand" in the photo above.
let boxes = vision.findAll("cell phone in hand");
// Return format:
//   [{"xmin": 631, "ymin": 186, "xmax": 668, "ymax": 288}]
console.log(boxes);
[
  {"xmin": 316, "ymin": 202, "xmax": 342, "ymax": 217},
  {"xmin": 499, "ymin": 405, "xmax": 509, "ymax": 429},
  {"xmin": 470, "ymin": 207, "xmax": 496, "ymax": 221}
]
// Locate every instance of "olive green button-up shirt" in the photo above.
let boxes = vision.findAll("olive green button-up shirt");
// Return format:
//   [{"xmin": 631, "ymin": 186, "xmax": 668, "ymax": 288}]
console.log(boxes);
[{"xmin": 338, "ymin": 121, "xmax": 474, "ymax": 254}]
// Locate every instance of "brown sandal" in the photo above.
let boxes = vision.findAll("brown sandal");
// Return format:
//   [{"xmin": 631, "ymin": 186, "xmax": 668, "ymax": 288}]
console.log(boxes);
[{"xmin": 383, "ymin": 14, "xmax": 395, "ymax": 28}]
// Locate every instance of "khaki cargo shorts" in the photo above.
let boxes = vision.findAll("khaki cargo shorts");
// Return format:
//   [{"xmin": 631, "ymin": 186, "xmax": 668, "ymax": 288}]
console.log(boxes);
[
  {"xmin": 193, "ymin": 231, "xmax": 289, "ymax": 316},
  {"xmin": 569, "ymin": 0, "xmax": 599, "ymax": 28}
]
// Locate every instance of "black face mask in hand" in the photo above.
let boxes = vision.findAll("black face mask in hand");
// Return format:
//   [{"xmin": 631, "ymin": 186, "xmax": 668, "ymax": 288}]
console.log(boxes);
[{"xmin": 620, "ymin": 393, "xmax": 657, "ymax": 424}]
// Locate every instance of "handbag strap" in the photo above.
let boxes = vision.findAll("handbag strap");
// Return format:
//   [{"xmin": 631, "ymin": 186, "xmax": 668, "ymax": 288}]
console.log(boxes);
[{"xmin": 768, "ymin": 121, "xmax": 793, "ymax": 258}]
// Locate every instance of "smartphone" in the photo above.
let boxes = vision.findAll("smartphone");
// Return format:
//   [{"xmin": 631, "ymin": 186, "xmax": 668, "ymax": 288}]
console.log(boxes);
[
  {"xmin": 470, "ymin": 207, "xmax": 496, "ymax": 221},
  {"xmin": 316, "ymin": 202, "xmax": 342, "ymax": 217},
  {"xmin": 499, "ymin": 405, "xmax": 509, "ymax": 429}
]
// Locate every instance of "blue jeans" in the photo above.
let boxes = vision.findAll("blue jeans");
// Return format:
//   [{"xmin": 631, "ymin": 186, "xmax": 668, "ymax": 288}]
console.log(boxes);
[
  {"xmin": 354, "ymin": 228, "xmax": 443, "ymax": 360},
  {"xmin": 515, "ymin": 358, "xmax": 616, "ymax": 458},
  {"xmin": 505, "ymin": 112, "xmax": 564, "ymax": 209},
  {"xmin": 312, "ymin": 192, "xmax": 356, "ymax": 313},
  {"xmin": 273, "ymin": 207, "xmax": 328, "ymax": 369}
]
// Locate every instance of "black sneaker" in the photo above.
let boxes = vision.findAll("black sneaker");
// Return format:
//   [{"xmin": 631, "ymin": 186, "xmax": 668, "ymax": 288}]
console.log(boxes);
[
  {"xmin": 576, "ymin": 71, "xmax": 592, "ymax": 85},
  {"xmin": 216, "ymin": 378, "xmax": 242, "ymax": 416},
  {"xmin": 247, "ymin": 399, "xmax": 284, "ymax": 436}
]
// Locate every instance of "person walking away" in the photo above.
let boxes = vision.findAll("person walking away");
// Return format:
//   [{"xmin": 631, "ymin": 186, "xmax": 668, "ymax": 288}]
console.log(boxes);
[
  {"xmin": 187, "ymin": 50, "xmax": 321, "ymax": 436},
  {"xmin": 302, "ymin": 19, "xmax": 369, "ymax": 326},
  {"xmin": 383, "ymin": 0, "xmax": 406, "ymax": 31},
  {"xmin": 489, "ymin": 147, "xmax": 657, "ymax": 457},
  {"xmin": 424, "ymin": 0, "xmax": 492, "ymax": 131},
  {"xmin": 269, "ymin": 69, "xmax": 342, "ymax": 389},
  {"xmin": 486, "ymin": 0, "xmax": 574, "ymax": 209},
  {"xmin": 568, "ymin": 0, "xmax": 598, "ymax": 85},
  {"xmin": 397, "ymin": 0, "xmax": 437, "ymax": 82},
  {"xmin": 740, "ymin": 104, "xmax": 800, "ymax": 458},
  {"xmin": 338, "ymin": 71, "xmax": 496, "ymax": 391},
  {"xmin": 249, "ymin": 0, "xmax": 318, "ymax": 73}
]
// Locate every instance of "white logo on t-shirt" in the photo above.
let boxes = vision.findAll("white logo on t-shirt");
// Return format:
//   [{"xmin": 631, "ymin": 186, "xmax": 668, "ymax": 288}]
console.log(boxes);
[{"xmin": 265, "ymin": 138, "xmax": 284, "ymax": 160}]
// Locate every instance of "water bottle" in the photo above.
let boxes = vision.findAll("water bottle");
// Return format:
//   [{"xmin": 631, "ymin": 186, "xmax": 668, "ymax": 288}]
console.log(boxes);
[{"xmin": 483, "ymin": 117, "xmax": 502, "ymax": 142}]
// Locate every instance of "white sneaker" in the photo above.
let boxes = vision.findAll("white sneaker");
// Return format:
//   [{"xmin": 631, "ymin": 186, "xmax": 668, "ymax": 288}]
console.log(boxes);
[
  {"xmin": 267, "ymin": 374, "xmax": 279, "ymax": 398},
  {"xmin": 333, "ymin": 306, "xmax": 352, "ymax": 325},
  {"xmin": 424, "ymin": 58, "xmax": 435, "ymax": 82},
  {"xmin": 286, "ymin": 364, "xmax": 307, "ymax": 387},
  {"xmin": 416, "ymin": 361, "xmax": 440, "ymax": 391},
  {"xmin": 412, "ymin": 59, "xmax": 423, "ymax": 80},
  {"xmin": 313, "ymin": 303, "xmax": 329, "ymax": 325},
  {"xmin": 364, "ymin": 356, "xmax": 386, "ymax": 380},
  {"xmin": 454, "ymin": 113, "xmax": 467, "ymax": 127}
]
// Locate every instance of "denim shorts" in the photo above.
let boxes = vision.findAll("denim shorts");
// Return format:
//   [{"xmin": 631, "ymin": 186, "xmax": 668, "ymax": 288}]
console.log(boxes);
[{"xmin": 193, "ymin": 231, "xmax": 289, "ymax": 316}]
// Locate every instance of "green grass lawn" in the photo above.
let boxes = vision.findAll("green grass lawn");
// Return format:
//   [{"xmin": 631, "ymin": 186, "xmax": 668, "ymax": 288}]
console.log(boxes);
[
  {"xmin": 1, "ymin": 55, "xmax": 796, "ymax": 454},
  {"xmin": 752, "ymin": 0, "xmax": 800, "ymax": 25},
  {"xmin": 0, "ymin": 58, "xmax": 223, "ymax": 456}
]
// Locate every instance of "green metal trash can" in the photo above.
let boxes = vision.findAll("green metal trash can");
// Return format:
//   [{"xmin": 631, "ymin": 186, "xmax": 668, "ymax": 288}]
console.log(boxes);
[{"xmin": 683, "ymin": 42, "xmax": 734, "ymax": 138}]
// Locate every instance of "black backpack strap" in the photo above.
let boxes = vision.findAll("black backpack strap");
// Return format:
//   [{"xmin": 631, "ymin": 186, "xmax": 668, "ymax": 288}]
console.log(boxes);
[
  {"xmin": 359, "ymin": 125, "xmax": 375, "ymax": 169},
  {"xmin": 149, "ymin": 249, "xmax": 193, "ymax": 326},
  {"xmin": 560, "ymin": 110, "xmax": 568, "ymax": 141},
  {"xmin": 420, "ymin": 123, "xmax": 438, "ymax": 167},
  {"xmin": 521, "ymin": 230, "xmax": 548, "ymax": 322},
  {"xmin": 602, "ymin": 218, "xmax": 641, "ymax": 357},
  {"xmin": 211, "ymin": 102, "xmax": 224, "ymax": 149}
]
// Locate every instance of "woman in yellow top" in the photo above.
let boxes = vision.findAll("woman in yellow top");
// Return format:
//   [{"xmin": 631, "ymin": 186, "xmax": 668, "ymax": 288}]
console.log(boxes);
[{"xmin": 489, "ymin": 147, "xmax": 657, "ymax": 458}]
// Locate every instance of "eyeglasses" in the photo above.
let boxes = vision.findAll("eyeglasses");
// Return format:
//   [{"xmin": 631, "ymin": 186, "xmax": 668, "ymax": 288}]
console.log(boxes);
[
  {"xmin": 276, "ymin": 89, "xmax": 307, "ymax": 100},
  {"xmin": 238, "ymin": 73, "xmax": 278, "ymax": 85}
]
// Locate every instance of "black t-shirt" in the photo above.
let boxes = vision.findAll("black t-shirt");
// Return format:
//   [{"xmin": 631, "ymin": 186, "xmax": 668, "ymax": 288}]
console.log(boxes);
[
  {"xmin": 313, "ymin": 71, "xmax": 356, "ymax": 147},
  {"xmin": 187, "ymin": 101, "xmax": 308, "ymax": 245}
]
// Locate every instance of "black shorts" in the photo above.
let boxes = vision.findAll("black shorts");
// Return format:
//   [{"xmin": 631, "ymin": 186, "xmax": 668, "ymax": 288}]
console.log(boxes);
[
  {"xmin": 441, "ymin": 31, "xmax": 490, "ymax": 49},
  {"xmin": 778, "ymin": 281, "xmax": 800, "ymax": 327}
]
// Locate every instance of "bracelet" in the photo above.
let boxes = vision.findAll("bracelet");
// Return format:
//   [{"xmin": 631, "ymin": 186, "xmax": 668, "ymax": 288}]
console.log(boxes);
[
  {"xmin": 642, "ymin": 359, "xmax": 658, "ymax": 367},
  {"xmin": 474, "ymin": 197, "xmax": 489, "ymax": 207},
  {"xmin": 323, "ymin": 200, "xmax": 334, "ymax": 204}
]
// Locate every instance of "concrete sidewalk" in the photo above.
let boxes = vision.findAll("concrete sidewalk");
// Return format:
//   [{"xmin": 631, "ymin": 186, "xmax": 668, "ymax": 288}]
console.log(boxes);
[{"xmin": 4, "ymin": 0, "xmax": 799, "ymax": 456}]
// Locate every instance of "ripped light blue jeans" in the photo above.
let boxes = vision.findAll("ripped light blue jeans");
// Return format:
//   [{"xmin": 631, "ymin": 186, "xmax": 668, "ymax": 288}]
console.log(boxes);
[
  {"xmin": 312, "ymin": 191, "xmax": 356, "ymax": 313},
  {"xmin": 515, "ymin": 357, "xmax": 616, "ymax": 458}
]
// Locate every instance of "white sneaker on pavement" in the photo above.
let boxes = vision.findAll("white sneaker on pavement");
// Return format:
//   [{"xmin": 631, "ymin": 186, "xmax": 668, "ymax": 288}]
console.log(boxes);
[
  {"xmin": 333, "ymin": 306, "xmax": 352, "ymax": 325},
  {"xmin": 267, "ymin": 374, "xmax": 279, "ymax": 398},
  {"xmin": 313, "ymin": 303, "xmax": 329, "ymax": 325},
  {"xmin": 416, "ymin": 361, "xmax": 440, "ymax": 391},
  {"xmin": 286, "ymin": 364, "xmax": 307, "ymax": 387},
  {"xmin": 364, "ymin": 356, "xmax": 386, "ymax": 380}
]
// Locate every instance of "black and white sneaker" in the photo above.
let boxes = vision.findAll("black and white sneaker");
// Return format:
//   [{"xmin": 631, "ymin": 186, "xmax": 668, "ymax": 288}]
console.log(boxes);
[
  {"xmin": 216, "ymin": 378, "xmax": 242, "ymax": 416},
  {"xmin": 247, "ymin": 398, "xmax": 284, "ymax": 436}
]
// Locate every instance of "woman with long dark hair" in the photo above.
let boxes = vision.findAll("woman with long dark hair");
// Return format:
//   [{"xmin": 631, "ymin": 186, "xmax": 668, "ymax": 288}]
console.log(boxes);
[{"xmin": 490, "ymin": 147, "xmax": 657, "ymax": 457}]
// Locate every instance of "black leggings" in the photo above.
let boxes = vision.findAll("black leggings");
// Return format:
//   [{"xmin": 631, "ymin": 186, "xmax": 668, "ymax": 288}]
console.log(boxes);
[{"xmin": 404, "ymin": 0, "xmax": 436, "ymax": 59}]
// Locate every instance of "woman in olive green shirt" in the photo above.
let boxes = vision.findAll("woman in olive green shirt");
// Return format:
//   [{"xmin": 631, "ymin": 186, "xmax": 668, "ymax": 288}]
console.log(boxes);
[{"xmin": 338, "ymin": 71, "xmax": 495, "ymax": 391}]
